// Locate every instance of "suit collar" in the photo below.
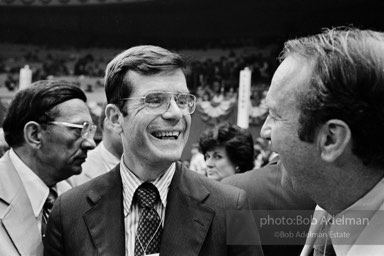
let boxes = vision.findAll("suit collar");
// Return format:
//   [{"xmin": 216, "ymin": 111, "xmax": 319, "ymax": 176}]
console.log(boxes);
[
  {"xmin": 9, "ymin": 148, "xmax": 49, "ymax": 218},
  {"xmin": 0, "ymin": 151, "xmax": 19, "ymax": 204},
  {"xmin": 0, "ymin": 151, "xmax": 43, "ymax": 256},
  {"xmin": 83, "ymin": 165, "xmax": 125, "ymax": 256},
  {"xmin": 172, "ymin": 162, "xmax": 210, "ymax": 202},
  {"xmin": 160, "ymin": 162, "xmax": 214, "ymax": 256},
  {"xmin": 302, "ymin": 203, "xmax": 384, "ymax": 256},
  {"xmin": 347, "ymin": 204, "xmax": 384, "ymax": 255}
]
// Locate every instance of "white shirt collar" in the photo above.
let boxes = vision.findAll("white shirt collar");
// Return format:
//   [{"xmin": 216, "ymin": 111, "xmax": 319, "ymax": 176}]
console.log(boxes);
[
  {"xmin": 319, "ymin": 177, "xmax": 384, "ymax": 256},
  {"xmin": 9, "ymin": 148, "xmax": 49, "ymax": 218},
  {"xmin": 100, "ymin": 141, "xmax": 120, "ymax": 168}
]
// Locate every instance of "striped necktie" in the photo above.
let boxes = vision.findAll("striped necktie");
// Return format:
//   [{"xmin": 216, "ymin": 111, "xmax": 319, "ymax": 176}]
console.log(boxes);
[{"xmin": 41, "ymin": 188, "xmax": 57, "ymax": 237}]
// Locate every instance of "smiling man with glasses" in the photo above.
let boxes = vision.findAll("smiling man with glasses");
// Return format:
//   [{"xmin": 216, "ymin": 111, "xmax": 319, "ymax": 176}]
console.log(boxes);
[
  {"xmin": 0, "ymin": 80, "xmax": 96, "ymax": 256},
  {"xmin": 44, "ymin": 45, "xmax": 263, "ymax": 256}
]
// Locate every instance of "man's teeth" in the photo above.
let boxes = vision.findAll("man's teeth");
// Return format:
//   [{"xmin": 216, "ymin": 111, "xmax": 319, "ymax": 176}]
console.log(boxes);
[{"xmin": 152, "ymin": 131, "xmax": 181, "ymax": 139}]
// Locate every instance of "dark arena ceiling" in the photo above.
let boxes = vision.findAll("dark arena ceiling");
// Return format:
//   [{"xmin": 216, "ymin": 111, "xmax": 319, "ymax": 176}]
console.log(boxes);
[
  {"xmin": 0, "ymin": 0, "xmax": 151, "ymax": 5},
  {"xmin": 0, "ymin": 0, "xmax": 383, "ymax": 49}
]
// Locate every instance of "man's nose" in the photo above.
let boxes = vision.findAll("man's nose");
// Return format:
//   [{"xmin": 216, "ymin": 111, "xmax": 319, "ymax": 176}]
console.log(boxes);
[
  {"xmin": 162, "ymin": 99, "xmax": 183, "ymax": 120},
  {"xmin": 260, "ymin": 116, "xmax": 272, "ymax": 140},
  {"xmin": 82, "ymin": 137, "xmax": 96, "ymax": 150}
]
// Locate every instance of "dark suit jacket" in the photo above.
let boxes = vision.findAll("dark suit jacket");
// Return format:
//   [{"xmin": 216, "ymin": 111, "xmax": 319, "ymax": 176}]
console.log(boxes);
[
  {"xmin": 44, "ymin": 162, "xmax": 263, "ymax": 256},
  {"xmin": 222, "ymin": 158, "xmax": 316, "ymax": 256}
]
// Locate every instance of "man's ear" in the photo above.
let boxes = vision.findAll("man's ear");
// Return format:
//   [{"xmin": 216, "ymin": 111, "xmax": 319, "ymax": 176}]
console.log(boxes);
[
  {"xmin": 317, "ymin": 119, "xmax": 351, "ymax": 162},
  {"xmin": 24, "ymin": 121, "xmax": 43, "ymax": 149},
  {"xmin": 105, "ymin": 104, "xmax": 124, "ymax": 134}
]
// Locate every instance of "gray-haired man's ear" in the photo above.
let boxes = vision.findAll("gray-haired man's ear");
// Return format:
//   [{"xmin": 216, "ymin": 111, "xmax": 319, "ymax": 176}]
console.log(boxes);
[{"xmin": 317, "ymin": 119, "xmax": 351, "ymax": 163}]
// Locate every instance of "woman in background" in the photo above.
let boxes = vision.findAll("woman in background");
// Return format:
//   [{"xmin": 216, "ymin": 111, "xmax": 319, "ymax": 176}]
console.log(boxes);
[{"xmin": 199, "ymin": 122, "xmax": 255, "ymax": 181}]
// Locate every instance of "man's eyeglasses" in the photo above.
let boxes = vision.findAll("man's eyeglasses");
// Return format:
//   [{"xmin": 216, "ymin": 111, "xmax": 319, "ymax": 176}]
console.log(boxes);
[
  {"xmin": 119, "ymin": 91, "xmax": 197, "ymax": 115},
  {"xmin": 47, "ymin": 121, "xmax": 97, "ymax": 140}
]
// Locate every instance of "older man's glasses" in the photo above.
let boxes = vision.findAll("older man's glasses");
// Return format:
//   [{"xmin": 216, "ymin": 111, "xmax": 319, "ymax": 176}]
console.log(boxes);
[
  {"xmin": 47, "ymin": 121, "xmax": 97, "ymax": 140},
  {"xmin": 120, "ymin": 91, "xmax": 197, "ymax": 115}
]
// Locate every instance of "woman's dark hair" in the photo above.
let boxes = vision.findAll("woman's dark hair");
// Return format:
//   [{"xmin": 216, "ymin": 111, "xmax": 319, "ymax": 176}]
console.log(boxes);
[{"xmin": 199, "ymin": 122, "xmax": 255, "ymax": 173}]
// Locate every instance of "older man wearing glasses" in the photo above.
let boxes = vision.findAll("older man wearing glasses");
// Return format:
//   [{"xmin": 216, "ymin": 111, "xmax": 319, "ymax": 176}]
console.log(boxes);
[
  {"xmin": 44, "ymin": 45, "xmax": 263, "ymax": 256},
  {"xmin": 0, "ymin": 80, "xmax": 96, "ymax": 256}
]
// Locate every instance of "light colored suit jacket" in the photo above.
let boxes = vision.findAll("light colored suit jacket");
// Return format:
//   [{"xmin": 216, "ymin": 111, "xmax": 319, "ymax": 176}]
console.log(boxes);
[
  {"xmin": 0, "ymin": 151, "xmax": 42, "ymax": 256},
  {"xmin": 0, "ymin": 151, "xmax": 71, "ymax": 256},
  {"xmin": 44, "ymin": 162, "xmax": 264, "ymax": 256},
  {"xmin": 301, "ymin": 205, "xmax": 384, "ymax": 256}
]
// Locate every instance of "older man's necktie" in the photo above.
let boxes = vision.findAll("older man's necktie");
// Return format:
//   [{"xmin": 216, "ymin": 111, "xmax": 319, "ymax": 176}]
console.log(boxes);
[
  {"xmin": 134, "ymin": 182, "xmax": 163, "ymax": 256},
  {"xmin": 41, "ymin": 188, "xmax": 57, "ymax": 237},
  {"xmin": 313, "ymin": 219, "xmax": 336, "ymax": 256}
]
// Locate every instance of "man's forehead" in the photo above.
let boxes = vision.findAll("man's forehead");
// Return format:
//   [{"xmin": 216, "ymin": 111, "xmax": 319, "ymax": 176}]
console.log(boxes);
[
  {"xmin": 125, "ymin": 69, "xmax": 184, "ymax": 82},
  {"xmin": 126, "ymin": 69, "xmax": 188, "ymax": 95},
  {"xmin": 267, "ymin": 55, "xmax": 314, "ymax": 105},
  {"xmin": 53, "ymin": 99, "xmax": 91, "ymax": 121}
]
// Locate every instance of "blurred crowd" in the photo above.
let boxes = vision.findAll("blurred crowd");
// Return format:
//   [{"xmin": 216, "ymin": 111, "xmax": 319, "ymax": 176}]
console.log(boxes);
[
  {"xmin": 0, "ymin": 43, "xmax": 278, "ymax": 101},
  {"xmin": 0, "ymin": 43, "xmax": 278, "ymax": 167}
]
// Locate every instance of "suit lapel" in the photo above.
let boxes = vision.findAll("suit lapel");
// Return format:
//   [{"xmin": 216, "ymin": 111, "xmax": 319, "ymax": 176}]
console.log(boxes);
[
  {"xmin": 0, "ymin": 152, "xmax": 42, "ymax": 256},
  {"xmin": 160, "ymin": 163, "xmax": 215, "ymax": 256},
  {"xmin": 2, "ymin": 187, "xmax": 43, "ymax": 256},
  {"xmin": 83, "ymin": 165, "xmax": 125, "ymax": 256}
]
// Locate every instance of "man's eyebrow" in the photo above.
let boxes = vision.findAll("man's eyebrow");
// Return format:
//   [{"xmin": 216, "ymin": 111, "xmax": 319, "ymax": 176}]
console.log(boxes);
[{"xmin": 263, "ymin": 101, "xmax": 281, "ymax": 117}]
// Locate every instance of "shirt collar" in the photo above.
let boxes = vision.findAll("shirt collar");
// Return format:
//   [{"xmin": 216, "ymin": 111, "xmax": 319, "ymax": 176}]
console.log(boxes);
[
  {"xmin": 9, "ymin": 148, "xmax": 49, "ymax": 218},
  {"xmin": 100, "ymin": 141, "xmax": 120, "ymax": 167},
  {"xmin": 120, "ymin": 155, "xmax": 175, "ymax": 216},
  {"xmin": 320, "ymin": 177, "xmax": 384, "ymax": 255}
]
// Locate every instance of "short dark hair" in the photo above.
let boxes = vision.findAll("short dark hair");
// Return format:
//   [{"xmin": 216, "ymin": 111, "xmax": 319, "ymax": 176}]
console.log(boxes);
[
  {"xmin": 281, "ymin": 27, "xmax": 384, "ymax": 166},
  {"xmin": 199, "ymin": 122, "xmax": 255, "ymax": 173},
  {"xmin": 2, "ymin": 80, "xmax": 87, "ymax": 148},
  {"xmin": 104, "ymin": 45, "xmax": 186, "ymax": 116}
]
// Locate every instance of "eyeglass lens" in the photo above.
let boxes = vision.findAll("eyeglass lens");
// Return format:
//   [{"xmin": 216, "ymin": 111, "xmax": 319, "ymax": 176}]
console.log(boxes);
[
  {"xmin": 144, "ymin": 92, "xmax": 196, "ymax": 114},
  {"xmin": 81, "ymin": 122, "xmax": 97, "ymax": 139}
]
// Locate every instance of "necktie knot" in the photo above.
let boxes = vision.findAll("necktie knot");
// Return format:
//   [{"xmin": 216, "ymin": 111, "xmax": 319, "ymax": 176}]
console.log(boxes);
[
  {"xmin": 44, "ymin": 188, "xmax": 57, "ymax": 210},
  {"xmin": 134, "ymin": 182, "xmax": 159, "ymax": 208}
]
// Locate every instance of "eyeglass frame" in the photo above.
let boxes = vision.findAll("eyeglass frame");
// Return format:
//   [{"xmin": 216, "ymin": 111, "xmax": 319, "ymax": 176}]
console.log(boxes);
[
  {"xmin": 47, "ymin": 121, "xmax": 97, "ymax": 140},
  {"xmin": 118, "ymin": 91, "xmax": 197, "ymax": 115}
]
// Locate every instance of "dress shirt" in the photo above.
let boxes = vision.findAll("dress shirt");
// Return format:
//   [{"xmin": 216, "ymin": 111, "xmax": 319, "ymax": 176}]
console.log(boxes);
[
  {"xmin": 120, "ymin": 156, "xmax": 175, "ymax": 256},
  {"xmin": 9, "ymin": 148, "xmax": 49, "ymax": 234},
  {"xmin": 308, "ymin": 177, "xmax": 384, "ymax": 256},
  {"xmin": 97, "ymin": 141, "xmax": 120, "ymax": 172}
]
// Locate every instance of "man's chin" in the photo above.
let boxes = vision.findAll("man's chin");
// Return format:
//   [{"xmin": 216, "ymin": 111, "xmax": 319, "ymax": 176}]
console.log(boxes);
[
  {"xmin": 158, "ymin": 153, "xmax": 182, "ymax": 163},
  {"xmin": 152, "ymin": 146, "xmax": 183, "ymax": 161},
  {"xmin": 71, "ymin": 166, "xmax": 83, "ymax": 176}
]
